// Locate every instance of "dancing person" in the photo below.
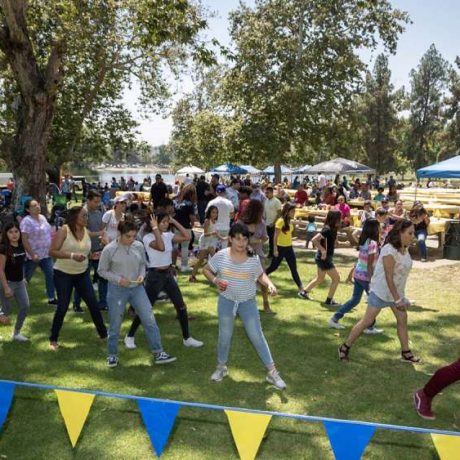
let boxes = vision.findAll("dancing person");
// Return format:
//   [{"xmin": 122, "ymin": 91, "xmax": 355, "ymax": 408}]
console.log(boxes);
[
  {"xmin": 206, "ymin": 185, "xmax": 234, "ymax": 248},
  {"xmin": 20, "ymin": 199, "xmax": 56, "ymax": 305},
  {"xmin": 299, "ymin": 210, "xmax": 342, "ymax": 304},
  {"xmin": 49, "ymin": 206, "xmax": 107, "ymax": 350},
  {"xmin": 338, "ymin": 220, "xmax": 420, "ymax": 363},
  {"xmin": 263, "ymin": 186, "xmax": 282, "ymax": 258},
  {"xmin": 414, "ymin": 354, "xmax": 460, "ymax": 420},
  {"xmin": 265, "ymin": 203, "xmax": 306, "ymax": 297},
  {"xmin": 125, "ymin": 212, "xmax": 203, "ymax": 349},
  {"xmin": 189, "ymin": 206, "xmax": 220, "ymax": 282},
  {"xmin": 0, "ymin": 222, "xmax": 30, "ymax": 341},
  {"xmin": 241, "ymin": 199, "xmax": 273, "ymax": 313},
  {"xmin": 150, "ymin": 174, "xmax": 168, "ymax": 209},
  {"xmin": 305, "ymin": 215, "xmax": 317, "ymax": 248},
  {"xmin": 203, "ymin": 222, "xmax": 286, "ymax": 389},
  {"xmin": 102, "ymin": 195, "xmax": 127, "ymax": 244},
  {"xmin": 98, "ymin": 219, "xmax": 176, "ymax": 367},
  {"xmin": 328, "ymin": 218, "xmax": 383, "ymax": 334}
]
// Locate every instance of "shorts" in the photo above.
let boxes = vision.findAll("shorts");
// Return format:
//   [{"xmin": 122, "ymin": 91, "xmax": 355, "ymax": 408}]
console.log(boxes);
[
  {"xmin": 368, "ymin": 291, "xmax": 409, "ymax": 309},
  {"xmin": 315, "ymin": 255, "xmax": 335, "ymax": 271}
]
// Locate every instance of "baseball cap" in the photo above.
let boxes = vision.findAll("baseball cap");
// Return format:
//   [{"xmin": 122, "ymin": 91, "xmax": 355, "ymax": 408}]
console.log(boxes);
[
  {"xmin": 114, "ymin": 195, "xmax": 128, "ymax": 204},
  {"xmin": 216, "ymin": 184, "xmax": 226, "ymax": 193}
]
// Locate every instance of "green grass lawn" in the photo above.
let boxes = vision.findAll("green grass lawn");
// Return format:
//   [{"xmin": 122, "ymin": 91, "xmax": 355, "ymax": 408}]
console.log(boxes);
[{"xmin": 0, "ymin": 250, "xmax": 459, "ymax": 459}]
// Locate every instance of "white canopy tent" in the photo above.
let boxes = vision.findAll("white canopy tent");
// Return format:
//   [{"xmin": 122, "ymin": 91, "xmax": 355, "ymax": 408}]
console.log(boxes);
[
  {"xmin": 240, "ymin": 165, "xmax": 262, "ymax": 174},
  {"xmin": 176, "ymin": 166, "xmax": 204, "ymax": 175}
]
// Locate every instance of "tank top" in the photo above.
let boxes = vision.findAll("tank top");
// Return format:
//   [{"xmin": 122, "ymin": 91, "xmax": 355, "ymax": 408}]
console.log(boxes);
[{"xmin": 54, "ymin": 225, "xmax": 91, "ymax": 274}]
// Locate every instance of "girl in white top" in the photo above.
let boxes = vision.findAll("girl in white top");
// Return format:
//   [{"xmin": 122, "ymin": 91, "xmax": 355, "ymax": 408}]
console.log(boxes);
[
  {"xmin": 102, "ymin": 197, "xmax": 127, "ymax": 242},
  {"xmin": 339, "ymin": 220, "xmax": 420, "ymax": 363},
  {"xmin": 125, "ymin": 212, "xmax": 203, "ymax": 349}
]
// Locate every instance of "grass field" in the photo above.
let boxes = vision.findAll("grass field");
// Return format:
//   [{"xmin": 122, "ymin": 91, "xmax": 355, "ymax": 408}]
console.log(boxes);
[{"xmin": 0, "ymin": 249, "xmax": 459, "ymax": 459}]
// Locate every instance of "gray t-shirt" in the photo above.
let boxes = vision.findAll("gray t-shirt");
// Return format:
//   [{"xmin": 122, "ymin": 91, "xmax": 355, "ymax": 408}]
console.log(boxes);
[
  {"xmin": 208, "ymin": 248, "xmax": 263, "ymax": 302},
  {"xmin": 87, "ymin": 207, "xmax": 104, "ymax": 252}
]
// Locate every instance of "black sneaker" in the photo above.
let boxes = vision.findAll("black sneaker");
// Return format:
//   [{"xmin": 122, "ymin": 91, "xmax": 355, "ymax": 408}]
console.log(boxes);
[
  {"xmin": 48, "ymin": 298, "xmax": 57, "ymax": 305},
  {"xmin": 154, "ymin": 352, "xmax": 177, "ymax": 364},
  {"xmin": 298, "ymin": 290, "xmax": 313, "ymax": 300},
  {"xmin": 325, "ymin": 299, "xmax": 340, "ymax": 306},
  {"xmin": 73, "ymin": 304, "xmax": 84, "ymax": 313},
  {"xmin": 106, "ymin": 355, "xmax": 118, "ymax": 368}
]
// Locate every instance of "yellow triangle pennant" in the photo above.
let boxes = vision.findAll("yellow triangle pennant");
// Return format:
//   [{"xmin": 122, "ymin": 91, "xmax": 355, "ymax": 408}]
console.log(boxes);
[
  {"xmin": 431, "ymin": 434, "xmax": 460, "ymax": 460},
  {"xmin": 55, "ymin": 390, "xmax": 95, "ymax": 447},
  {"xmin": 225, "ymin": 410, "xmax": 272, "ymax": 460}
]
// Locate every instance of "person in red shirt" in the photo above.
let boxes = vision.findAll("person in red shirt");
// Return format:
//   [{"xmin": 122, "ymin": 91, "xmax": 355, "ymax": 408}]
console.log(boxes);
[
  {"xmin": 294, "ymin": 184, "xmax": 308, "ymax": 206},
  {"xmin": 234, "ymin": 186, "xmax": 252, "ymax": 222}
]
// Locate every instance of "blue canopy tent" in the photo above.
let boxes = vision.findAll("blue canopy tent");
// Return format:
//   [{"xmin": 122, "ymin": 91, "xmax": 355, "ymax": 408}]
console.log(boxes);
[
  {"xmin": 416, "ymin": 155, "xmax": 460, "ymax": 179},
  {"xmin": 263, "ymin": 165, "xmax": 293, "ymax": 175},
  {"xmin": 240, "ymin": 165, "xmax": 261, "ymax": 174},
  {"xmin": 210, "ymin": 163, "xmax": 248, "ymax": 175}
]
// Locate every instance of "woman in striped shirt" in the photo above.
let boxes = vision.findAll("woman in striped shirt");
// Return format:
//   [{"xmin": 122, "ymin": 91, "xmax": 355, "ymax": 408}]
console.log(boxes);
[{"xmin": 203, "ymin": 222, "xmax": 286, "ymax": 390}]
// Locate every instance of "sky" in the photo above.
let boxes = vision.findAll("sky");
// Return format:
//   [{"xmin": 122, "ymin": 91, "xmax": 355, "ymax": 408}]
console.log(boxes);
[{"xmin": 122, "ymin": 0, "xmax": 460, "ymax": 147}]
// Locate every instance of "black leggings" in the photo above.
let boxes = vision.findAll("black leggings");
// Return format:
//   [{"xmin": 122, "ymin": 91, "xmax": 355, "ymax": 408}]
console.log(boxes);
[
  {"xmin": 265, "ymin": 245, "xmax": 302, "ymax": 289},
  {"xmin": 127, "ymin": 268, "xmax": 189, "ymax": 339}
]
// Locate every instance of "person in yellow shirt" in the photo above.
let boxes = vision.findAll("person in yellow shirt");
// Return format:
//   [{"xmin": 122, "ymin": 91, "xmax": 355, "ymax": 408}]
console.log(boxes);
[{"xmin": 265, "ymin": 203, "xmax": 305, "ymax": 296}]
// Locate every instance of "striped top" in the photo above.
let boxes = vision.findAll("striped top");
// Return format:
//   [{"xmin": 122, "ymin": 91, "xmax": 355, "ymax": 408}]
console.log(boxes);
[{"xmin": 207, "ymin": 248, "xmax": 263, "ymax": 302}]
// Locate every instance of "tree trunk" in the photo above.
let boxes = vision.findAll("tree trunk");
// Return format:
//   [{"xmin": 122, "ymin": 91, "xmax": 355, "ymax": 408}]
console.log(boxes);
[
  {"xmin": 12, "ymin": 95, "xmax": 56, "ymax": 215},
  {"xmin": 274, "ymin": 161, "xmax": 281, "ymax": 185}
]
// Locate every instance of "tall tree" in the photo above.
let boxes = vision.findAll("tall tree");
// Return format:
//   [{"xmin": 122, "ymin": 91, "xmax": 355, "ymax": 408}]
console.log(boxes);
[
  {"xmin": 406, "ymin": 44, "xmax": 449, "ymax": 168},
  {"xmin": 442, "ymin": 57, "xmax": 460, "ymax": 157},
  {"xmin": 222, "ymin": 0, "xmax": 409, "ymax": 181},
  {"xmin": 0, "ymin": 0, "xmax": 210, "ymax": 207},
  {"xmin": 361, "ymin": 54, "xmax": 400, "ymax": 174}
]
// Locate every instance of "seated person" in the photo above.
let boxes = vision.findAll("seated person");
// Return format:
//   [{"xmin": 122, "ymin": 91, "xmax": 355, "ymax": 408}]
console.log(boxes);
[
  {"xmin": 335, "ymin": 195, "xmax": 351, "ymax": 227},
  {"xmin": 373, "ymin": 187, "xmax": 385, "ymax": 202},
  {"xmin": 359, "ymin": 184, "xmax": 372, "ymax": 201},
  {"xmin": 294, "ymin": 184, "xmax": 309, "ymax": 206}
]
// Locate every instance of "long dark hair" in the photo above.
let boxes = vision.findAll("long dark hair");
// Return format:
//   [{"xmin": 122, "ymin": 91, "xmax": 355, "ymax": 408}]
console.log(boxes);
[
  {"xmin": 324, "ymin": 210, "xmax": 342, "ymax": 231},
  {"xmin": 358, "ymin": 218, "xmax": 380, "ymax": 248},
  {"xmin": 145, "ymin": 211, "xmax": 169, "ymax": 233},
  {"xmin": 241, "ymin": 199, "xmax": 264, "ymax": 225},
  {"xmin": 65, "ymin": 206, "xmax": 84, "ymax": 240},
  {"xmin": 384, "ymin": 219, "xmax": 414, "ymax": 250},
  {"xmin": 281, "ymin": 203, "xmax": 296, "ymax": 232},
  {"xmin": 229, "ymin": 222, "xmax": 254, "ymax": 256},
  {"xmin": 1, "ymin": 222, "xmax": 22, "ymax": 263},
  {"xmin": 205, "ymin": 205, "xmax": 218, "ymax": 221}
]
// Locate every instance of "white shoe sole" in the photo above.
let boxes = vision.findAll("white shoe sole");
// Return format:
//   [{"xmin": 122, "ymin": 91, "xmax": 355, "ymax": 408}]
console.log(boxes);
[{"xmin": 266, "ymin": 376, "xmax": 286, "ymax": 390}]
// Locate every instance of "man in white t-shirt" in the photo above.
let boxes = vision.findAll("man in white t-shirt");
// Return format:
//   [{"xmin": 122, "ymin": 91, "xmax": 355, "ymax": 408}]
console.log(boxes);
[
  {"xmin": 318, "ymin": 173, "xmax": 327, "ymax": 189},
  {"xmin": 263, "ymin": 186, "xmax": 282, "ymax": 257},
  {"xmin": 205, "ymin": 184, "xmax": 234, "ymax": 248}
]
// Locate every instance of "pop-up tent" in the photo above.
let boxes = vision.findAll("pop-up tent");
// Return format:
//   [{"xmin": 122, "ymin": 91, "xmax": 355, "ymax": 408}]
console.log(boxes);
[
  {"xmin": 307, "ymin": 158, "xmax": 375, "ymax": 175},
  {"xmin": 176, "ymin": 166, "xmax": 204, "ymax": 175},
  {"xmin": 211, "ymin": 163, "xmax": 248, "ymax": 175},
  {"xmin": 263, "ymin": 165, "xmax": 293, "ymax": 175},
  {"xmin": 293, "ymin": 164, "xmax": 312, "ymax": 174},
  {"xmin": 240, "ymin": 165, "xmax": 261, "ymax": 174},
  {"xmin": 416, "ymin": 154, "xmax": 460, "ymax": 179}
]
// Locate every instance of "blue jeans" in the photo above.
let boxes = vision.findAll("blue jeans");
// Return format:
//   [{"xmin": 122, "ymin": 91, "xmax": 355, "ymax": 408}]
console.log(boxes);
[
  {"xmin": 107, "ymin": 283, "xmax": 163, "ymax": 356},
  {"xmin": 333, "ymin": 279, "xmax": 369, "ymax": 321},
  {"xmin": 217, "ymin": 296, "xmax": 274, "ymax": 367},
  {"xmin": 74, "ymin": 259, "xmax": 108, "ymax": 308},
  {"xmin": 416, "ymin": 230, "xmax": 428, "ymax": 259},
  {"xmin": 24, "ymin": 257, "xmax": 55, "ymax": 300},
  {"xmin": 50, "ymin": 269, "xmax": 107, "ymax": 342},
  {"xmin": 0, "ymin": 280, "xmax": 29, "ymax": 334}
]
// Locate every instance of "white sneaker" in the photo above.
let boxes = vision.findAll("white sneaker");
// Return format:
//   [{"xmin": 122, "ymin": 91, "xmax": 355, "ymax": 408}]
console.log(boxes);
[
  {"xmin": 124, "ymin": 335, "xmax": 136, "ymax": 349},
  {"xmin": 92, "ymin": 282, "xmax": 98, "ymax": 290},
  {"xmin": 183, "ymin": 336, "xmax": 204, "ymax": 348},
  {"xmin": 364, "ymin": 327, "xmax": 384, "ymax": 335},
  {"xmin": 328, "ymin": 318, "xmax": 345, "ymax": 330},
  {"xmin": 211, "ymin": 365, "xmax": 228, "ymax": 382},
  {"xmin": 266, "ymin": 369, "xmax": 286, "ymax": 390},
  {"xmin": 180, "ymin": 266, "xmax": 192, "ymax": 273},
  {"xmin": 12, "ymin": 333, "xmax": 29, "ymax": 342}
]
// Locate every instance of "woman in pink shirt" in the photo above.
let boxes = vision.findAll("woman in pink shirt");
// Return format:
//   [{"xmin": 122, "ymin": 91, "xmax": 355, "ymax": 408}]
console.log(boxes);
[{"xmin": 335, "ymin": 195, "xmax": 351, "ymax": 227}]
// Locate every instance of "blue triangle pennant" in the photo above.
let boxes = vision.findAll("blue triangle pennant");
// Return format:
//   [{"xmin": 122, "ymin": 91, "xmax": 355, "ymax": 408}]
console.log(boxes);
[
  {"xmin": 324, "ymin": 420, "xmax": 376, "ymax": 460},
  {"xmin": 137, "ymin": 399, "xmax": 181, "ymax": 458},
  {"xmin": 0, "ymin": 382, "xmax": 15, "ymax": 433}
]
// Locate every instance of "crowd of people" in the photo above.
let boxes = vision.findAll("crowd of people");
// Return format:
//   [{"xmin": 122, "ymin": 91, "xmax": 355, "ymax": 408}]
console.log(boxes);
[{"xmin": 0, "ymin": 171, "xmax": 458, "ymax": 418}]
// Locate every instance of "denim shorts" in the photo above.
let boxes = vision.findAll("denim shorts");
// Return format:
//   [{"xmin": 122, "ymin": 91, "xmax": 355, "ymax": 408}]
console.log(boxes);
[{"xmin": 368, "ymin": 291, "xmax": 409, "ymax": 309}]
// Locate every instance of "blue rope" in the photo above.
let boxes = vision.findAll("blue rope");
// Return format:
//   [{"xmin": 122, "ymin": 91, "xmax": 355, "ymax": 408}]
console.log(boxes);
[{"xmin": 1, "ymin": 378, "xmax": 459, "ymax": 437}]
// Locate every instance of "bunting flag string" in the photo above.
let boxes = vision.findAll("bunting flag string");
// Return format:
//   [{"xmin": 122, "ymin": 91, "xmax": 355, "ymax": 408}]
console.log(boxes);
[
  {"xmin": 225, "ymin": 410, "xmax": 272, "ymax": 460},
  {"xmin": 0, "ymin": 382, "xmax": 15, "ymax": 433},
  {"xmin": 137, "ymin": 400, "xmax": 181, "ymax": 458},
  {"xmin": 55, "ymin": 390, "xmax": 95, "ymax": 447},
  {"xmin": 0, "ymin": 379, "xmax": 459, "ymax": 460},
  {"xmin": 431, "ymin": 433, "xmax": 460, "ymax": 460},
  {"xmin": 324, "ymin": 420, "xmax": 376, "ymax": 460}
]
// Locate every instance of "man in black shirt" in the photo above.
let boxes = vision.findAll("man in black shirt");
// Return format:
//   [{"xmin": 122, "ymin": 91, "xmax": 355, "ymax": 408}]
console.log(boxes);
[
  {"xmin": 196, "ymin": 175, "xmax": 210, "ymax": 224},
  {"xmin": 150, "ymin": 174, "xmax": 168, "ymax": 209}
]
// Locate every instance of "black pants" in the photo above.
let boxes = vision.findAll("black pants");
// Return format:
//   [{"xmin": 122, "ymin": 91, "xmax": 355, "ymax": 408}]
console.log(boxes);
[
  {"xmin": 50, "ymin": 269, "xmax": 107, "ymax": 342},
  {"xmin": 128, "ymin": 268, "xmax": 189, "ymax": 339},
  {"xmin": 266, "ymin": 225, "xmax": 275, "ymax": 257},
  {"xmin": 265, "ymin": 246, "xmax": 302, "ymax": 289}
]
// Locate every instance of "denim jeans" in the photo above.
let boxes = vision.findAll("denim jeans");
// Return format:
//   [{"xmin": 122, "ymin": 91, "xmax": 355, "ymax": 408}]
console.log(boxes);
[
  {"xmin": 416, "ymin": 230, "xmax": 428, "ymax": 259},
  {"xmin": 265, "ymin": 245, "xmax": 302, "ymax": 289},
  {"xmin": 49, "ymin": 269, "xmax": 107, "ymax": 342},
  {"xmin": 333, "ymin": 279, "xmax": 369, "ymax": 321},
  {"xmin": 217, "ymin": 295, "xmax": 274, "ymax": 367},
  {"xmin": 0, "ymin": 280, "xmax": 29, "ymax": 333},
  {"xmin": 107, "ymin": 283, "xmax": 163, "ymax": 356},
  {"xmin": 74, "ymin": 259, "xmax": 108, "ymax": 308},
  {"xmin": 179, "ymin": 229, "xmax": 192, "ymax": 269},
  {"xmin": 24, "ymin": 257, "xmax": 55, "ymax": 300}
]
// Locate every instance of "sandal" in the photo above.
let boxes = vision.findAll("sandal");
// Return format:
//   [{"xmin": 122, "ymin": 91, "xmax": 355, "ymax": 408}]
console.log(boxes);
[
  {"xmin": 338, "ymin": 343, "xmax": 350, "ymax": 361},
  {"xmin": 189, "ymin": 275, "xmax": 198, "ymax": 283},
  {"xmin": 401, "ymin": 350, "xmax": 421, "ymax": 364}
]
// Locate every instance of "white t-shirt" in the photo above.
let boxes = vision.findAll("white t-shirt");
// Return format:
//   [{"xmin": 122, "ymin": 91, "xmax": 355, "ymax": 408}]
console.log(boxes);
[
  {"xmin": 264, "ymin": 197, "xmax": 282, "ymax": 226},
  {"xmin": 206, "ymin": 196, "xmax": 234, "ymax": 231},
  {"xmin": 143, "ymin": 232, "xmax": 174, "ymax": 267},
  {"xmin": 318, "ymin": 174, "xmax": 327, "ymax": 188},
  {"xmin": 102, "ymin": 211, "xmax": 124, "ymax": 242},
  {"xmin": 370, "ymin": 243, "xmax": 413, "ymax": 302}
]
